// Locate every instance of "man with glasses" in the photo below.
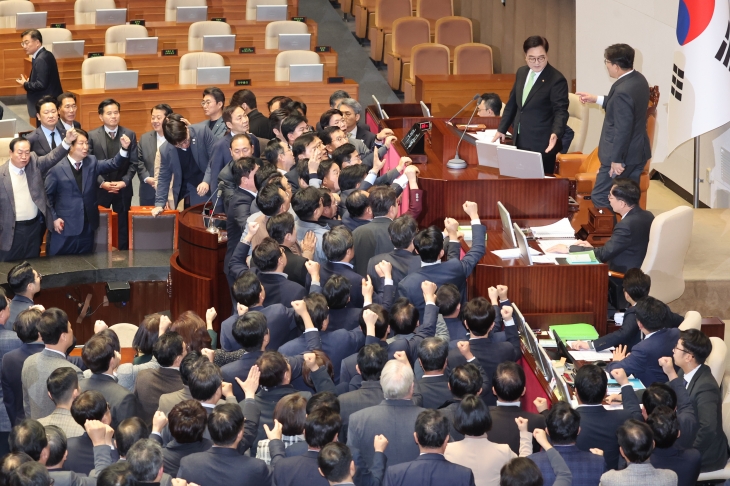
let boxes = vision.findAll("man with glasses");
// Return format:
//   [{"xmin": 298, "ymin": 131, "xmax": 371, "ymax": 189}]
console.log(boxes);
[
  {"xmin": 16, "ymin": 29, "xmax": 63, "ymax": 120},
  {"xmin": 336, "ymin": 98, "xmax": 394, "ymax": 151},
  {"xmin": 493, "ymin": 35, "xmax": 569, "ymax": 175},
  {"xmin": 576, "ymin": 44, "xmax": 652, "ymax": 210},
  {"xmin": 195, "ymin": 87, "xmax": 227, "ymax": 138}
]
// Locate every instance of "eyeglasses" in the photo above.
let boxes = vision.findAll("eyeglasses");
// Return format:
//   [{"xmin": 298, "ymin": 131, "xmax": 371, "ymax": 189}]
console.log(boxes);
[
  {"xmin": 673, "ymin": 345, "xmax": 693, "ymax": 356},
  {"xmin": 526, "ymin": 55, "xmax": 546, "ymax": 63},
  {"xmin": 20, "ymin": 40, "xmax": 33, "ymax": 47},
  {"xmin": 201, "ymin": 100, "xmax": 213, "ymax": 107},
  {"xmin": 604, "ymin": 59, "xmax": 612, "ymax": 65},
  {"xmin": 340, "ymin": 111, "xmax": 356, "ymax": 118}
]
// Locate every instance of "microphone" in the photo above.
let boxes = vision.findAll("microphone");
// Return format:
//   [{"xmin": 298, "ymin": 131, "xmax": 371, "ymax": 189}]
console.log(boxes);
[
  {"xmin": 206, "ymin": 181, "xmax": 225, "ymax": 233},
  {"xmin": 446, "ymin": 101, "xmax": 480, "ymax": 170},
  {"xmin": 446, "ymin": 94, "xmax": 480, "ymax": 126},
  {"xmin": 201, "ymin": 182, "xmax": 220, "ymax": 216}
]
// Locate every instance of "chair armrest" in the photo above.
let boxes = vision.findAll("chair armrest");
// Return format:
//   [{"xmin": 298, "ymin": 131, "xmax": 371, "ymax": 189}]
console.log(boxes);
[
  {"xmin": 555, "ymin": 153, "xmax": 586, "ymax": 177},
  {"xmin": 608, "ymin": 271, "xmax": 625, "ymax": 279},
  {"xmin": 575, "ymin": 172, "xmax": 597, "ymax": 194}
]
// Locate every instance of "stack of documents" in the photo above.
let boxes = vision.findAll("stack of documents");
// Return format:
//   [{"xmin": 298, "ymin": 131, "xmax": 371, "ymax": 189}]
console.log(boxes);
[
  {"xmin": 491, "ymin": 248, "xmax": 540, "ymax": 259},
  {"xmin": 471, "ymin": 129, "xmax": 499, "ymax": 142},
  {"xmin": 530, "ymin": 218, "xmax": 576, "ymax": 239},
  {"xmin": 567, "ymin": 349, "xmax": 613, "ymax": 362}
]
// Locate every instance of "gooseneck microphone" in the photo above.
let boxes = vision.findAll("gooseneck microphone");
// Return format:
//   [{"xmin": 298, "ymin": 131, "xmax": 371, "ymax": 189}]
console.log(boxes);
[
  {"xmin": 446, "ymin": 101, "xmax": 480, "ymax": 170},
  {"xmin": 446, "ymin": 94, "xmax": 480, "ymax": 126},
  {"xmin": 205, "ymin": 181, "xmax": 225, "ymax": 233}
]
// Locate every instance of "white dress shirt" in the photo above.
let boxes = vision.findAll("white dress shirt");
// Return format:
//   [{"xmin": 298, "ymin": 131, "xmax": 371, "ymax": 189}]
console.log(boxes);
[{"xmin": 597, "ymin": 70, "xmax": 635, "ymax": 106}]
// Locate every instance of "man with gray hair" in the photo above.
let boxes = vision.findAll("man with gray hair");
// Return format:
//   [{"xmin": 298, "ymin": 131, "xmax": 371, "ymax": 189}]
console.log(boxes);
[
  {"xmin": 126, "ymin": 439, "xmax": 173, "ymax": 486},
  {"xmin": 336, "ymin": 98, "xmax": 393, "ymax": 151},
  {"xmin": 346, "ymin": 357, "xmax": 425, "ymax": 468}
]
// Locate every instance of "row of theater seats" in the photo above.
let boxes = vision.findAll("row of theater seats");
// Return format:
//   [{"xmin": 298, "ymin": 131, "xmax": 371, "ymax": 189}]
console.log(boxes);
[
  {"xmin": 0, "ymin": 0, "xmax": 290, "ymax": 26},
  {"xmin": 39, "ymin": 19, "xmax": 309, "ymax": 55}
]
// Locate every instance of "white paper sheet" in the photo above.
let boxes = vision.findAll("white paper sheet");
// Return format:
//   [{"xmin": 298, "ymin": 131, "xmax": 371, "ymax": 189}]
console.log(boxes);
[
  {"xmin": 530, "ymin": 218, "xmax": 576, "ymax": 239},
  {"xmin": 531, "ymin": 255, "xmax": 558, "ymax": 264},
  {"xmin": 491, "ymin": 248, "xmax": 541, "ymax": 259},
  {"xmin": 568, "ymin": 350, "xmax": 614, "ymax": 361},
  {"xmin": 537, "ymin": 239, "xmax": 579, "ymax": 258}
]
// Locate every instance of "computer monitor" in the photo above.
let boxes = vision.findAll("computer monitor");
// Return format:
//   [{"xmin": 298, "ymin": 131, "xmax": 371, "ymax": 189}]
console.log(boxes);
[
  {"xmin": 95, "ymin": 8, "xmax": 127, "ymax": 26},
  {"xmin": 202, "ymin": 35, "xmax": 236, "ymax": 52},
  {"xmin": 513, "ymin": 222, "xmax": 533, "ymax": 265},
  {"xmin": 125, "ymin": 37, "xmax": 158, "ymax": 56},
  {"xmin": 289, "ymin": 64, "xmax": 323, "ymax": 82},
  {"xmin": 498, "ymin": 201, "xmax": 517, "ymax": 248},
  {"xmin": 372, "ymin": 95, "xmax": 388, "ymax": 120},
  {"xmin": 420, "ymin": 101, "xmax": 431, "ymax": 118},
  {"xmin": 51, "ymin": 40, "xmax": 85, "ymax": 59},
  {"xmin": 552, "ymin": 330, "xmax": 575, "ymax": 365},
  {"xmin": 0, "ymin": 119, "xmax": 17, "ymax": 138},
  {"xmin": 256, "ymin": 5, "xmax": 287, "ymax": 21},
  {"xmin": 176, "ymin": 6, "xmax": 207, "ymax": 23},
  {"xmin": 554, "ymin": 374, "xmax": 572, "ymax": 402},
  {"xmin": 277, "ymin": 33, "xmax": 310, "ymax": 50},
  {"xmin": 497, "ymin": 145, "xmax": 545, "ymax": 179},
  {"xmin": 104, "ymin": 70, "xmax": 138, "ymax": 90},
  {"xmin": 16, "ymin": 12, "xmax": 47, "ymax": 29},
  {"xmin": 196, "ymin": 66, "xmax": 230, "ymax": 85}
]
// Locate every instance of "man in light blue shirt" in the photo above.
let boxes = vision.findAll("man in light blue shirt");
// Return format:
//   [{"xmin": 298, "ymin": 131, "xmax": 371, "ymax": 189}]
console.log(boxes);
[{"xmin": 25, "ymin": 95, "xmax": 67, "ymax": 157}]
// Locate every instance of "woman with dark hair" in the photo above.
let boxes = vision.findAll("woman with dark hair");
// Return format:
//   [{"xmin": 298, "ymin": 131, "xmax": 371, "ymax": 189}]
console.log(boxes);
[
  {"xmin": 170, "ymin": 309, "xmax": 218, "ymax": 352},
  {"xmin": 300, "ymin": 349, "xmax": 334, "ymax": 391},
  {"xmin": 132, "ymin": 314, "xmax": 161, "ymax": 365},
  {"xmin": 255, "ymin": 393, "xmax": 307, "ymax": 463}
]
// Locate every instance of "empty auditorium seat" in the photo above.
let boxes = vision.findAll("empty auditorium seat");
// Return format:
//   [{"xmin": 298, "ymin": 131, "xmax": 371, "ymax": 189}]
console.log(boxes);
[
  {"xmin": 264, "ymin": 20, "xmax": 309, "ymax": 50},
  {"xmin": 368, "ymin": 0, "xmax": 411, "ymax": 62},
  {"xmin": 81, "ymin": 56, "xmax": 127, "ymax": 89},
  {"xmin": 434, "ymin": 16, "xmax": 473, "ymax": 56},
  {"xmin": 453, "ymin": 43, "xmax": 493, "ymax": 75},
  {"xmin": 188, "ymin": 20, "xmax": 231, "ymax": 51},
  {"xmin": 385, "ymin": 17, "xmax": 429, "ymax": 91},
  {"xmin": 75, "ymin": 0, "xmax": 115, "ymax": 25},
  {"xmin": 105, "ymin": 24, "xmax": 149, "ymax": 54},
  {"xmin": 403, "ymin": 43, "xmax": 449, "ymax": 102},
  {"xmin": 179, "ymin": 52, "xmax": 224, "ymax": 84},
  {"xmin": 274, "ymin": 50, "xmax": 321, "ymax": 81}
]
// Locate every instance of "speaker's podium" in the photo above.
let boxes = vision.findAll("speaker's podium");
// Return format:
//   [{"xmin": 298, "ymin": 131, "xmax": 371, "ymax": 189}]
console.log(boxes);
[{"xmin": 170, "ymin": 204, "xmax": 227, "ymax": 332}]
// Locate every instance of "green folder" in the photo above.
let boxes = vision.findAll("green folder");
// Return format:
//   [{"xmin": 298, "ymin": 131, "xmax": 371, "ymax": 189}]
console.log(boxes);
[
  {"xmin": 565, "ymin": 251, "xmax": 600, "ymax": 264},
  {"xmin": 549, "ymin": 323, "xmax": 599, "ymax": 341}
]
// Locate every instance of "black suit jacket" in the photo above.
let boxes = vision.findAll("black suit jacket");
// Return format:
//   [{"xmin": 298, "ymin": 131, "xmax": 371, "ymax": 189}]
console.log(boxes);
[
  {"xmin": 79, "ymin": 374, "xmax": 136, "ymax": 429},
  {"xmin": 487, "ymin": 405, "xmax": 546, "ymax": 453},
  {"xmin": 253, "ymin": 385, "xmax": 312, "ymax": 453},
  {"xmin": 87, "ymin": 126, "xmax": 139, "ymax": 193},
  {"xmin": 247, "ymin": 109, "xmax": 273, "ymax": 139},
  {"xmin": 220, "ymin": 350, "xmax": 263, "ymax": 401},
  {"xmin": 387, "ymin": 303, "xmax": 438, "ymax": 364},
  {"xmin": 354, "ymin": 126, "xmax": 377, "ymax": 151},
  {"xmin": 282, "ymin": 246, "xmax": 309, "ymax": 288},
  {"xmin": 272, "ymin": 448, "xmax": 387, "ymax": 486},
  {"xmin": 593, "ymin": 304, "xmax": 683, "ymax": 351},
  {"xmin": 650, "ymin": 446, "xmax": 701, "ymax": 486},
  {"xmin": 1, "ymin": 343, "xmax": 43, "ymax": 425},
  {"xmin": 225, "ymin": 187, "xmax": 256, "ymax": 269},
  {"xmin": 24, "ymin": 48, "xmax": 63, "ymax": 117},
  {"xmin": 220, "ymin": 304, "xmax": 299, "ymax": 353},
  {"xmin": 597, "ymin": 70, "xmax": 651, "ymax": 169},
  {"xmin": 679, "ymin": 364, "xmax": 729, "ymax": 472},
  {"xmin": 65, "ymin": 434, "xmax": 119, "ymax": 475},
  {"xmin": 280, "ymin": 327, "xmax": 365, "ymax": 384},
  {"xmin": 367, "ymin": 248, "xmax": 421, "ymax": 294},
  {"xmin": 56, "ymin": 120, "xmax": 81, "ymax": 131},
  {"xmin": 178, "ymin": 444, "xmax": 279, "ymax": 486},
  {"xmin": 588, "ymin": 206, "xmax": 654, "ymax": 273},
  {"xmin": 327, "ymin": 307, "xmax": 362, "ymax": 332},
  {"xmin": 353, "ymin": 218, "xmax": 395, "ymax": 277},
  {"xmin": 319, "ymin": 261, "xmax": 364, "ymax": 308},
  {"xmin": 163, "ymin": 439, "xmax": 213, "ymax": 478},
  {"xmin": 498, "ymin": 63, "xmax": 569, "ymax": 154},
  {"xmin": 383, "ymin": 453, "xmax": 475, "ymax": 486},
  {"xmin": 25, "ymin": 125, "xmax": 67, "ymax": 156},
  {"xmin": 575, "ymin": 385, "xmax": 643, "ymax": 470},
  {"xmin": 413, "ymin": 375, "xmax": 452, "ymax": 410}
]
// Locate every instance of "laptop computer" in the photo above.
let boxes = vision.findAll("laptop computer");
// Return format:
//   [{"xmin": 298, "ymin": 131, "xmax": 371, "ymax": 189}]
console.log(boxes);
[
  {"xmin": 420, "ymin": 101, "xmax": 431, "ymax": 118},
  {"xmin": 497, "ymin": 201, "xmax": 517, "ymax": 248},
  {"xmin": 289, "ymin": 64, "xmax": 323, "ymax": 82},
  {"xmin": 0, "ymin": 119, "xmax": 17, "ymax": 138},
  {"xmin": 277, "ymin": 33, "xmax": 311, "ymax": 51},
  {"xmin": 372, "ymin": 95, "xmax": 388, "ymax": 120},
  {"xmin": 51, "ymin": 40, "xmax": 84, "ymax": 59},
  {"xmin": 104, "ymin": 70, "xmax": 139, "ymax": 89},
  {"xmin": 514, "ymin": 222, "xmax": 533, "ymax": 265},
  {"xmin": 256, "ymin": 5, "xmax": 287, "ymax": 21},
  {"xmin": 196, "ymin": 66, "xmax": 230, "ymax": 85},
  {"xmin": 16, "ymin": 12, "xmax": 47, "ymax": 30},
  {"xmin": 176, "ymin": 6, "xmax": 207, "ymax": 23},
  {"xmin": 497, "ymin": 145, "xmax": 545, "ymax": 179},
  {"xmin": 202, "ymin": 35, "xmax": 236, "ymax": 53},
  {"xmin": 95, "ymin": 8, "xmax": 127, "ymax": 26},
  {"xmin": 125, "ymin": 37, "xmax": 158, "ymax": 55}
]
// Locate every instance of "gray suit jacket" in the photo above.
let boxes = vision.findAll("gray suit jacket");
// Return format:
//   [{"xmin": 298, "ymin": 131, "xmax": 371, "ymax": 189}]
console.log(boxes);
[
  {"xmin": 599, "ymin": 462, "xmax": 677, "ymax": 486},
  {"xmin": 22, "ymin": 349, "xmax": 83, "ymax": 419},
  {"xmin": 79, "ymin": 374, "xmax": 136, "ymax": 429},
  {"xmin": 49, "ymin": 444, "xmax": 113, "ymax": 486},
  {"xmin": 352, "ymin": 217, "xmax": 394, "ymax": 277},
  {"xmin": 347, "ymin": 399, "xmax": 425, "ymax": 468},
  {"xmin": 0, "ymin": 144, "xmax": 71, "ymax": 251},
  {"xmin": 194, "ymin": 118, "xmax": 226, "ymax": 139},
  {"xmin": 157, "ymin": 385, "xmax": 193, "ymax": 416},
  {"xmin": 6, "ymin": 295, "xmax": 33, "ymax": 331},
  {"xmin": 137, "ymin": 130, "xmax": 159, "ymax": 204}
]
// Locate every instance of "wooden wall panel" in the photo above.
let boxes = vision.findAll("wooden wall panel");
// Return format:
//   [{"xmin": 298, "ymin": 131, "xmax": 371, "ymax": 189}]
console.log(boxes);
[{"xmin": 456, "ymin": 0, "xmax": 576, "ymax": 84}]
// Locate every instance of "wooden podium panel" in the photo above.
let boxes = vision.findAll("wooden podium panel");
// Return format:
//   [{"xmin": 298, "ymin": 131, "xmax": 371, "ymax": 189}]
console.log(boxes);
[
  {"xmin": 27, "ymin": 50, "xmax": 338, "ymax": 90},
  {"xmin": 71, "ymin": 80, "xmax": 358, "ymax": 136},
  {"xmin": 415, "ymin": 74, "xmax": 516, "ymax": 117}
]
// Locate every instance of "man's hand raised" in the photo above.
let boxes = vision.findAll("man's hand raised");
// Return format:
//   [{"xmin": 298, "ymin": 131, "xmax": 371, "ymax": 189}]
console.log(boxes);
[{"xmin": 462, "ymin": 201, "xmax": 479, "ymax": 220}]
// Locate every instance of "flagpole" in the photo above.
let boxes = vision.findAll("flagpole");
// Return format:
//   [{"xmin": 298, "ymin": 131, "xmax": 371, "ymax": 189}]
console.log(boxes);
[{"xmin": 693, "ymin": 136, "xmax": 700, "ymax": 208}]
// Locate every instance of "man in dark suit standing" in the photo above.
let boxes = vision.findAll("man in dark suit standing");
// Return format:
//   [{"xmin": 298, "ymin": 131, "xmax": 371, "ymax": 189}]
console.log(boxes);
[
  {"xmin": 44, "ymin": 129, "xmax": 130, "ymax": 256},
  {"xmin": 137, "ymin": 104, "xmax": 173, "ymax": 206},
  {"xmin": 224, "ymin": 156, "xmax": 258, "ymax": 291},
  {"xmin": 134, "ymin": 332, "xmax": 185, "ymax": 425},
  {"xmin": 65, "ymin": 390, "xmax": 117, "ymax": 475},
  {"xmin": 645, "ymin": 406, "xmax": 701, "ymax": 486},
  {"xmin": 0, "ymin": 132, "xmax": 75, "ymax": 261},
  {"xmin": 576, "ymin": 44, "xmax": 651, "ymax": 209},
  {"xmin": 88, "ymin": 99, "xmax": 140, "ymax": 250},
  {"xmin": 193, "ymin": 87, "xmax": 227, "ymax": 139},
  {"xmin": 336, "ymin": 99, "xmax": 392, "ymax": 151},
  {"xmin": 231, "ymin": 89, "xmax": 274, "ymax": 139},
  {"xmin": 383, "ymin": 410, "xmax": 475, "ymax": 486},
  {"xmin": 56, "ymin": 92, "xmax": 81, "ymax": 132},
  {"xmin": 670, "ymin": 329, "xmax": 728, "ymax": 472},
  {"xmin": 494, "ymin": 36, "xmax": 569, "ymax": 174},
  {"xmin": 152, "ymin": 114, "xmax": 215, "ymax": 215},
  {"xmin": 16, "ymin": 29, "xmax": 63, "ymax": 119},
  {"xmin": 353, "ymin": 187, "xmax": 398, "ymax": 277},
  {"xmin": 320, "ymin": 226, "xmax": 365, "ymax": 308},
  {"xmin": 366, "ymin": 215, "xmax": 422, "ymax": 294},
  {"xmin": 24, "ymin": 95, "xmax": 67, "ymax": 157}
]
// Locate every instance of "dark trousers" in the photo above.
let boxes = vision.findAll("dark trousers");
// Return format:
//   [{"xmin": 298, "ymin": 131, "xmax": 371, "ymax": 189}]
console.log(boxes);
[
  {"xmin": 48, "ymin": 221, "xmax": 94, "ymax": 256},
  {"xmin": 138, "ymin": 180, "xmax": 156, "ymax": 206},
  {"xmin": 0, "ymin": 216, "xmax": 43, "ymax": 262},
  {"xmin": 592, "ymin": 163, "xmax": 645, "ymax": 208},
  {"xmin": 98, "ymin": 188, "xmax": 132, "ymax": 250}
]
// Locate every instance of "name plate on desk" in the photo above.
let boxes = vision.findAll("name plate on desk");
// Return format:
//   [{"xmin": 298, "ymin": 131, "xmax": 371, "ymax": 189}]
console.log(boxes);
[
  {"xmin": 235, "ymin": 79, "xmax": 251, "ymax": 86},
  {"xmin": 211, "ymin": 17, "xmax": 226, "ymax": 22},
  {"xmin": 88, "ymin": 52, "xmax": 104, "ymax": 58},
  {"xmin": 162, "ymin": 49, "xmax": 178, "ymax": 56},
  {"xmin": 51, "ymin": 23, "xmax": 66, "ymax": 28},
  {"xmin": 239, "ymin": 47, "xmax": 256, "ymax": 54},
  {"xmin": 130, "ymin": 19, "xmax": 145, "ymax": 25},
  {"xmin": 327, "ymin": 76, "xmax": 344, "ymax": 84},
  {"xmin": 401, "ymin": 121, "xmax": 431, "ymax": 155},
  {"xmin": 316, "ymin": 46, "xmax": 331, "ymax": 52},
  {"xmin": 291, "ymin": 16, "xmax": 306, "ymax": 22}
]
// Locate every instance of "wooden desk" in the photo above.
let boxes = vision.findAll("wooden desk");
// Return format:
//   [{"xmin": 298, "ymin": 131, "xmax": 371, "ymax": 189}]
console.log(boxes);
[
  {"xmin": 31, "ymin": 0, "xmax": 299, "ymax": 27},
  {"xmin": 0, "ymin": 19, "xmax": 318, "ymax": 96},
  {"xmin": 415, "ymin": 74, "xmax": 516, "ymax": 117},
  {"xmin": 25, "ymin": 49, "xmax": 338, "ymax": 90},
  {"xmin": 71, "ymin": 80, "xmax": 358, "ymax": 136}
]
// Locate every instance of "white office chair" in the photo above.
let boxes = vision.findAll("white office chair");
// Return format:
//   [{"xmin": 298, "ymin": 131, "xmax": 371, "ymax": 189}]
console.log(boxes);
[
  {"xmin": 274, "ymin": 50, "xmax": 320, "ymax": 81},
  {"xmin": 246, "ymin": 0, "xmax": 286, "ymax": 21},
  {"xmin": 75, "ymin": 0, "xmax": 116, "ymax": 25},
  {"xmin": 109, "ymin": 323, "xmax": 139, "ymax": 348},
  {"xmin": 105, "ymin": 24, "xmax": 149, "ymax": 54},
  {"xmin": 264, "ymin": 20, "xmax": 309, "ymax": 49},
  {"xmin": 188, "ymin": 21, "xmax": 231, "ymax": 51},
  {"xmin": 678, "ymin": 310, "xmax": 701, "ymax": 331},
  {"xmin": 178, "ymin": 52, "xmax": 224, "ymax": 85},
  {"xmin": 165, "ymin": 0, "xmax": 207, "ymax": 22},
  {"xmin": 0, "ymin": 0, "xmax": 34, "ymax": 29},
  {"xmin": 38, "ymin": 28, "xmax": 72, "ymax": 53},
  {"xmin": 81, "ymin": 56, "xmax": 127, "ymax": 89}
]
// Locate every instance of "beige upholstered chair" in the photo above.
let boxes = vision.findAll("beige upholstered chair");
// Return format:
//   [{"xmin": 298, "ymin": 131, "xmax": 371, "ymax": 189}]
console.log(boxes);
[
  {"xmin": 245, "ymin": 0, "xmax": 286, "ymax": 21},
  {"xmin": 274, "ymin": 50, "xmax": 320, "ymax": 81},
  {"xmin": 0, "ymin": 138, "xmax": 12, "ymax": 164},
  {"xmin": 385, "ymin": 17, "xmax": 429, "ymax": 91},
  {"xmin": 165, "ymin": 0, "xmax": 206, "ymax": 22},
  {"xmin": 434, "ymin": 16, "xmax": 472, "ymax": 56},
  {"xmin": 354, "ymin": 0, "xmax": 376, "ymax": 40},
  {"xmin": 453, "ymin": 43, "xmax": 493, "ymax": 75},
  {"xmin": 105, "ymin": 24, "xmax": 148, "ymax": 54},
  {"xmin": 264, "ymin": 20, "xmax": 309, "ymax": 49},
  {"xmin": 81, "ymin": 56, "xmax": 127, "ymax": 89},
  {"xmin": 707, "ymin": 337, "xmax": 727, "ymax": 386},
  {"xmin": 75, "ymin": 0, "xmax": 116, "ymax": 25},
  {"xmin": 403, "ymin": 43, "xmax": 449, "ymax": 102},
  {"xmin": 179, "ymin": 52, "xmax": 224, "ymax": 84},
  {"xmin": 678, "ymin": 310, "xmax": 702, "ymax": 331},
  {"xmin": 416, "ymin": 0, "xmax": 453, "ymax": 31},
  {"xmin": 641, "ymin": 206, "xmax": 693, "ymax": 303},
  {"xmin": 566, "ymin": 93, "xmax": 589, "ymax": 153},
  {"xmin": 368, "ymin": 0, "xmax": 410, "ymax": 62},
  {"xmin": 38, "ymin": 28, "xmax": 72, "ymax": 53},
  {"xmin": 109, "ymin": 323, "xmax": 139, "ymax": 348},
  {"xmin": 188, "ymin": 21, "xmax": 231, "ymax": 51},
  {"xmin": 0, "ymin": 0, "xmax": 34, "ymax": 29}
]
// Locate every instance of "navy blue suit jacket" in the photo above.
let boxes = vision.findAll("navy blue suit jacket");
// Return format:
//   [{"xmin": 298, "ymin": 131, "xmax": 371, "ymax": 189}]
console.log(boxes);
[
  {"xmin": 25, "ymin": 125, "xmax": 67, "ymax": 157},
  {"xmin": 530, "ymin": 444, "xmax": 605, "ymax": 486},
  {"xmin": 224, "ymin": 187, "xmax": 256, "ymax": 269},
  {"xmin": 220, "ymin": 304, "xmax": 298, "ymax": 352},
  {"xmin": 280, "ymin": 327, "xmax": 366, "ymax": 384},
  {"xmin": 318, "ymin": 261, "xmax": 364, "ymax": 308},
  {"xmin": 1, "ymin": 343, "xmax": 43, "ymax": 425},
  {"xmin": 649, "ymin": 446, "xmax": 701, "ymax": 486},
  {"xmin": 220, "ymin": 350, "xmax": 263, "ymax": 401},
  {"xmin": 327, "ymin": 307, "xmax": 362, "ymax": 331},
  {"xmin": 271, "ymin": 448, "xmax": 386, "ymax": 486},
  {"xmin": 383, "ymin": 453, "xmax": 475, "ymax": 486},
  {"xmin": 593, "ymin": 304, "xmax": 684, "ymax": 352},
  {"xmin": 398, "ymin": 224, "xmax": 486, "ymax": 320},
  {"xmin": 606, "ymin": 327, "xmax": 680, "ymax": 387},
  {"xmin": 44, "ymin": 153, "xmax": 125, "ymax": 235},
  {"xmin": 387, "ymin": 303, "xmax": 438, "ymax": 364},
  {"xmin": 24, "ymin": 48, "xmax": 63, "ymax": 117}
]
